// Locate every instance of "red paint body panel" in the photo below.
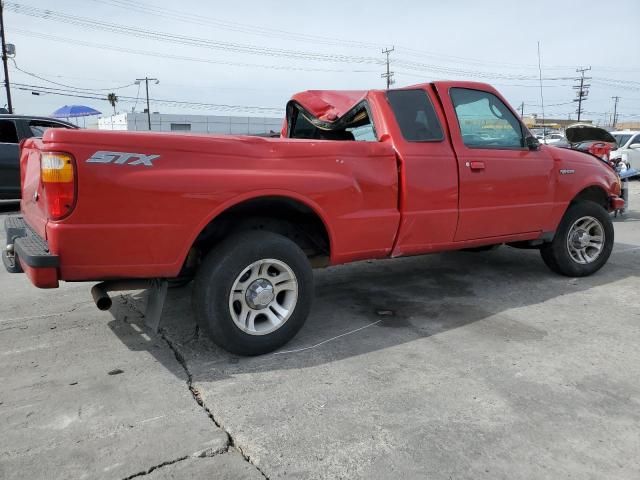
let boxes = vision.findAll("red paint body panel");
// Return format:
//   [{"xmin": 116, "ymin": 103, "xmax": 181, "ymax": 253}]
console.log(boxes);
[
  {"xmin": 14, "ymin": 82, "xmax": 622, "ymax": 287},
  {"xmin": 19, "ymin": 141, "xmax": 49, "ymax": 240},
  {"xmin": 32, "ymin": 128, "xmax": 400, "ymax": 281},
  {"xmin": 366, "ymin": 88, "xmax": 460, "ymax": 256}
]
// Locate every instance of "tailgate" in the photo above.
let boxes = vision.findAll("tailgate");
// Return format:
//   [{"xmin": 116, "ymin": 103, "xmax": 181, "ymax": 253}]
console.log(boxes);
[{"xmin": 19, "ymin": 138, "xmax": 49, "ymax": 239}]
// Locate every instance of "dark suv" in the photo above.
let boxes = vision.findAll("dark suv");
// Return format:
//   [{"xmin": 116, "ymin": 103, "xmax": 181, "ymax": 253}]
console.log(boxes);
[{"xmin": 0, "ymin": 115, "xmax": 77, "ymax": 200}]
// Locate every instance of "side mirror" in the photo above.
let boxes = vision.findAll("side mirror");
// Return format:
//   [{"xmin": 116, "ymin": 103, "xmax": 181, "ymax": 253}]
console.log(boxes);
[
  {"xmin": 629, "ymin": 143, "xmax": 640, "ymax": 150},
  {"xmin": 525, "ymin": 136, "xmax": 540, "ymax": 150}
]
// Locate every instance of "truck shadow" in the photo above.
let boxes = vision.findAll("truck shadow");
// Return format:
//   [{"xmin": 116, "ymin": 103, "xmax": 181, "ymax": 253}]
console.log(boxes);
[{"xmin": 107, "ymin": 242, "xmax": 640, "ymax": 383}]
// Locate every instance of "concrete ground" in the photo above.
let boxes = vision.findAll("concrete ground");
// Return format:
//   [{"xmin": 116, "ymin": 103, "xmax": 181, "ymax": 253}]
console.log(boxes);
[{"xmin": 1, "ymin": 183, "xmax": 639, "ymax": 479}]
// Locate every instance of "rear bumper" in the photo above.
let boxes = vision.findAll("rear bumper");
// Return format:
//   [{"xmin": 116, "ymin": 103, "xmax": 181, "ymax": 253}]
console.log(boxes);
[{"xmin": 3, "ymin": 215, "xmax": 60, "ymax": 288}]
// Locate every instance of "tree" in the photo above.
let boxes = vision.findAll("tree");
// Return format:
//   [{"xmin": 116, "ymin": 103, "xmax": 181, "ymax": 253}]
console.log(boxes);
[{"xmin": 107, "ymin": 93, "xmax": 118, "ymax": 115}]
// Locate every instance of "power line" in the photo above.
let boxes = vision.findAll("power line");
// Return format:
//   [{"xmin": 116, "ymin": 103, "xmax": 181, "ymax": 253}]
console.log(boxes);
[
  {"xmin": 7, "ymin": 2, "xmax": 638, "ymax": 116},
  {"xmin": 15, "ymin": 82, "xmax": 284, "ymax": 114},
  {"xmin": 10, "ymin": 29, "xmax": 378, "ymax": 74},
  {"xmin": 5, "ymin": 3, "xmax": 383, "ymax": 65},
  {"xmin": 10, "ymin": 58, "xmax": 135, "ymax": 91},
  {"xmin": 88, "ymin": 0, "xmax": 382, "ymax": 51},
  {"xmin": 9, "ymin": 4, "xmax": 629, "ymax": 85},
  {"xmin": 87, "ymin": 0, "xmax": 640, "ymax": 74}
]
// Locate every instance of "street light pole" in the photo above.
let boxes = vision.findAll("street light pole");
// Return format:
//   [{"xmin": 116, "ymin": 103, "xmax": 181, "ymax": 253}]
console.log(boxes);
[
  {"xmin": 0, "ymin": 1, "xmax": 13, "ymax": 113},
  {"xmin": 135, "ymin": 77, "xmax": 158, "ymax": 130}
]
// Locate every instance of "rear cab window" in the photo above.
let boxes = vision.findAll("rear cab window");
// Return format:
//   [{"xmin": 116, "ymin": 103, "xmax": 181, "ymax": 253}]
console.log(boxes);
[
  {"xmin": 450, "ymin": 88, "xmax": 525, "ymax": 149},
  {"xmin": 386, "ymin": 89, "xmax": 444, "ymax": 142}
]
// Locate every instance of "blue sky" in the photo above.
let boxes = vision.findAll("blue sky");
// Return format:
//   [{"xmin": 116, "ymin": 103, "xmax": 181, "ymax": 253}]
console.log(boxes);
[{"xmin": 4, "ymin": 0, "xmax": 640, "ymax": 125}]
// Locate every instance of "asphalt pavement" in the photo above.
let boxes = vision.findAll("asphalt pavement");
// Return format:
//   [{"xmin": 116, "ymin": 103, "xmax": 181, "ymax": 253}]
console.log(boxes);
[{"xmin": 1, "ymin": 184, "xmax": 639, "ymax": 479}]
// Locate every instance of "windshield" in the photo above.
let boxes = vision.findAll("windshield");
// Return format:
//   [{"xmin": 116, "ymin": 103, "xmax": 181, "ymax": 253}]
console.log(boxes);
[{"xmin": 612, "ymin": 134, "xmax": 632, "ymax": 147}]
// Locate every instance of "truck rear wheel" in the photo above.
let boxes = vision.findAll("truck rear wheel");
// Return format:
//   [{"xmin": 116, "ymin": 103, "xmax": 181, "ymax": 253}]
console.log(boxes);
[
  {"xmin": 540, "ymin": 201, "xmax": 614, "ymax": 277},
  {"xmin": 192, "ymin": 231, "xmax": 314, "ymax": 355}
]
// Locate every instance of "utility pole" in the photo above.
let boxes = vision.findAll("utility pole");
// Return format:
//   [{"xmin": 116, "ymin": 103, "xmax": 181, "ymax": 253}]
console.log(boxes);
[
  {"xmin": 573, "ymin": 66, "xmax": 591, "ymax": 123},
  {"xmin": 381, "ymin": 47, "xmax": 394, "ymax": 90},
  {"xmin": 135, "ymin": 77, "xmax": 159, "ymax": 130},
  {"xmin": 611, "ymin": 96, "xmax": 620, "ymax": 128},
  {"xmin": 519, "ymin": 102, "xmax": 524, "ymax": 118},
  {"xmin": 0, "ymin": 1, "xmax": 13, "ymax": 113}
]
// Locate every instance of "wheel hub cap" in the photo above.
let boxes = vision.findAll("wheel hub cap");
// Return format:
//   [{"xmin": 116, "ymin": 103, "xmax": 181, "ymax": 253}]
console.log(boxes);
[
  {"xmin": 245, "ymin": 279, "xmax": 275, "ymax": 309},
  {"xmin": 228, "ymin": 258, "xmax": 299, "ymax": 336},
  {"xmin": 572, "ymin": 230, "xmax": 590, "ymax": 249},
  {"xmin": 566, "ymin": 216, "xmax": 605, "ymax": 265}
]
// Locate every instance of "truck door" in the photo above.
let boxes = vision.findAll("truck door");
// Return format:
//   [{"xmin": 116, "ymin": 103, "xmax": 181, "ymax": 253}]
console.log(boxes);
[
  {"xmin": 438, "ymin": 86, "xmax": 554, "ymax": 241},
  {"xmin": 381, "ymin": 88, "xmax": 459, "ymax": 256}
]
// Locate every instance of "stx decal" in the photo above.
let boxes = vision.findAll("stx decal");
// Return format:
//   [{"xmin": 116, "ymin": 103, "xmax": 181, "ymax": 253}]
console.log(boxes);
[
  {"xmin": 559, "ymin": 169, "xmax": 575, "ymax": 175},
  {"xmin": 87, "ymin": 151, "xmax": 160, "ymax": 167}
]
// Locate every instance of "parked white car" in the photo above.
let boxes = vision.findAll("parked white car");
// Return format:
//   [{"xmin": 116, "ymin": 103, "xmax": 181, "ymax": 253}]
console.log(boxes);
[
  {"xmin": 543, "ymin": 133, "xmax": 566, "ymax": 145},
  {"xmin": 611, "ymin": 130, "xmax": 640, "ymax": 169}
]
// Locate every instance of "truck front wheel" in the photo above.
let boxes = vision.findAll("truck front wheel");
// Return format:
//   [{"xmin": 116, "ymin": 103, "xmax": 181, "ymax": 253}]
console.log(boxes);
[
  {"xmin": 192, "ymin": 231, "xmax": 314, "ymax": 355},
  {"xmin": 540, "ymin": 201, "xmax": 614, "ymax": 277}
]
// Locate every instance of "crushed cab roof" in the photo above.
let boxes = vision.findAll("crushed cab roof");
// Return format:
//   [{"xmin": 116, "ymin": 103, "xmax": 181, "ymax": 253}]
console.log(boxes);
[{"xmin": 288, "ymin": 90, "xmax": 368, "ymax": 122}]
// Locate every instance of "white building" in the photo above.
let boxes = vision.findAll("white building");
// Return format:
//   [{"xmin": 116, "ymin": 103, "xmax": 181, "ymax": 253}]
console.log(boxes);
[{"xmin": 97, "ymin": 112, "xmax": 283, "ymax": 135}]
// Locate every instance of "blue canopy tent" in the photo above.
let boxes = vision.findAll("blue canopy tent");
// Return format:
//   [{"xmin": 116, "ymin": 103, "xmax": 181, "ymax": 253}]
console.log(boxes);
[{"xmin": 51, "ymin": 105, "xmax": 101, "ymax": 127}]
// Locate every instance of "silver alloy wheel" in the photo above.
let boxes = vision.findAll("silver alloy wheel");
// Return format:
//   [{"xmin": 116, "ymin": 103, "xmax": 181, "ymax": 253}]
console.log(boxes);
[
  {"xmin": 228, "ymin": 258, "xmax": 298, "ymax": 335},
  {"xmin": 566, "ymin": 215, "xmax": 605, "ymax": 264}
]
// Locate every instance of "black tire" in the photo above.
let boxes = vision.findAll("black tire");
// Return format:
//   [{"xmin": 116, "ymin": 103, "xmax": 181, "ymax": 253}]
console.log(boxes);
[
  {"xmin": 540, "ymin": 201, "xmax": 614, "ymax": 277},
  {"xmin": 168, "ymin": 277, "xmax": 192, "ymax": 289},
  {"xmin": 192, "ymin": 231, "xmax": 314, "ymax": 356}
]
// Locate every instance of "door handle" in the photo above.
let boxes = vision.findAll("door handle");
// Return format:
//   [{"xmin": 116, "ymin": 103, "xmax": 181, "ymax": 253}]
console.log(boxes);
[{"xmin": 467, "ymin": 160, "xmax": 485, "ymax": 171}]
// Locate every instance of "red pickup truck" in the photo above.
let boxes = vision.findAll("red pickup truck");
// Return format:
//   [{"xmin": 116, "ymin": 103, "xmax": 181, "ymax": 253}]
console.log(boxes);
[{"xmin": 3, "ymin": 81, "xmax": 624, "ymax": 355}]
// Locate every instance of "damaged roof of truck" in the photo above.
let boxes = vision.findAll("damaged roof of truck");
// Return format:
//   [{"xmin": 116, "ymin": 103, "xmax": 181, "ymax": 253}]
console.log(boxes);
[
  {"xmin": 285, "ymin": 89, "xmax": 370, "ymax": 136},
  {"xmin": 288, "ymin": 90, "xmax": 368, "ymax": 122}
]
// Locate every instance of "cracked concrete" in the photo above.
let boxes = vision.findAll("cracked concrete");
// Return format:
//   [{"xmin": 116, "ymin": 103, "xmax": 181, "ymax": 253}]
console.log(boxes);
[
  {"xmin": 160, "ymin": 330, "xmax": 269, "ymax": 479},
  {"xmin": 142, "ymin": 451, "xmax": 264, "ymax": 479},
  {"xmin": 1, "ymin": 183, "xmax": 640, "ymax": 479}
]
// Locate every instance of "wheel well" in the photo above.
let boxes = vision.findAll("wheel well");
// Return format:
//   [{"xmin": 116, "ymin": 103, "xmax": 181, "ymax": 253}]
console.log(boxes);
[
  {"xmin": 185, "ymin": 197, "xmax": 331, "ymax": 273},
  {"xmin": 571, "ymin": 186, "xmax": 608, "ymax": 209}
]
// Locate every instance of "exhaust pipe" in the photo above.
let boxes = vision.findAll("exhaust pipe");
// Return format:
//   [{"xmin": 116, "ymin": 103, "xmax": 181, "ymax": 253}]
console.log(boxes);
[
  {"xmin": 91, "ymin": 283, "xmax": 112, "ymax": 310},
  {"xmin": 91, "ymin": 280, "xmax": 154, "ymax": 311}
]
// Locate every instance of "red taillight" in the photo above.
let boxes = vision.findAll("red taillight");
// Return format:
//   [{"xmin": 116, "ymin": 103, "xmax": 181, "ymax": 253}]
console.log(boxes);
[{"xmin": 40, "ymin": 152, "xmax": 76, "ymax": 220}]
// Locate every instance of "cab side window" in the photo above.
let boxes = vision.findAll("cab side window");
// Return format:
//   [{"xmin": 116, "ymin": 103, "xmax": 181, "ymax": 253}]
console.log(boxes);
[
  {"xmin": 0, "ymin": 120, "xmax": 19, "ymax": 143},
  {"xmin": 386, "ymin": 89, "xmax": 443, "ymax": 142},
  {"xmin": 450, "ymin": 88, "xmax": 524, "ymax": 149}
]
